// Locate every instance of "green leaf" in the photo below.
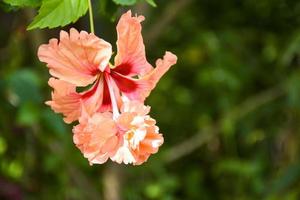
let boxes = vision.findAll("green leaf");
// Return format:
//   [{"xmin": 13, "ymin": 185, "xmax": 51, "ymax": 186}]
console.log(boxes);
[
  {"xmin": 17, "ymin": 102, "xmax": 40, "ymax": 126},
  {"xmin": 3, "ymin": 0, "xmax": 41, "ymax": 7},
  {"xmin": 145, "ymin": 0, "xmax": 156, "ymax": 7},
  {"xmin": 27, "ymin": 0, "xmax": 88, "ymax": 30},
  {"xmin": 112, "ymin": 0, "xmax": 136, "ymax": 6}
]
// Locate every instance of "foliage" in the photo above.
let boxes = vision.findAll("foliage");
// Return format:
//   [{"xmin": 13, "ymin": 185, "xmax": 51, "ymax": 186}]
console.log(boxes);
[
  {"xmin": 27, "ymin": 0, "xmax": 89, "ymax": 30},
  {"xmin": 3, "ymin": 0, "xmax": 156, "ymax": 29},
  {"xmin": 3, "ymin": 0, "xmax": 41, "ymax": 7},
  {"xmin": 1, "ymin": 0, "xmax": 300, "ymax": 199}
]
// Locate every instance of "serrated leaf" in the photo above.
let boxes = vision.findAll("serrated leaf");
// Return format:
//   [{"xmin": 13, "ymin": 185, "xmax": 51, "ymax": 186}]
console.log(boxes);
[
  {"xmin": 27, "ymin": 0, "xmax": 88, "ymax": 30},
  {"xmin": 112, "ymin": 0, "xmax": 136, "ymax": 6},
  {"xmin": 3, "ymin": 0, "xmax": 41, "ymax": 7},
  {"xmin": 145, "ymin": 0, "xmax": 156, "ymax": 7}
]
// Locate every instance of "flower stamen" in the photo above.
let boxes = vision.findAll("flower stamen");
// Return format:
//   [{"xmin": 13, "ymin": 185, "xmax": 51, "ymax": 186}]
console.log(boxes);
[{"xmin": 105, "ymin": 73, "xmax": 119, "ymax": 119}]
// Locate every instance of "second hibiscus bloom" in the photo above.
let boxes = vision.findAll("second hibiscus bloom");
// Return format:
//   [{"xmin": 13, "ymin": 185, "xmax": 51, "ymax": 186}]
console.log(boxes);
[{"xmin": 38, "ymin": 10, "xmax": 177, "ymax": 165}]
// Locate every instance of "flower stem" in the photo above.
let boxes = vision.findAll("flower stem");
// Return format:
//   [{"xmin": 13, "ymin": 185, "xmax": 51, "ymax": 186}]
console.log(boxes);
[{"xmin": 88, "ymin": 0, "xmax": 95, "ymax": 33}]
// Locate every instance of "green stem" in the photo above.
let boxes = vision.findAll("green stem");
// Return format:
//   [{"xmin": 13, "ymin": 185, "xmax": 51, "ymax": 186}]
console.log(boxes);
[{"xmin": 88, "ymin": 0, "xmax": 95, "ymax": 33}]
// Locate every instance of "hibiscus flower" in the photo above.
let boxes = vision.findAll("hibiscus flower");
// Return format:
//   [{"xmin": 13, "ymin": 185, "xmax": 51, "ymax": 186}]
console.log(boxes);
[
  {"xmin": 73, "ymin": 99, "xmax": 164, "ymax": 165},
  {"xmin": 38, "ymin": 10, "xmax": 177, "ymax": 123}
]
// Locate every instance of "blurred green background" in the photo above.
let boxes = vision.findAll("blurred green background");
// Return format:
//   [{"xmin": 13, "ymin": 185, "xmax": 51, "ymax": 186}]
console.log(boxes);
[{"xmin": 1, "ymin": 0, "xmax": 300, "ymax": 199}]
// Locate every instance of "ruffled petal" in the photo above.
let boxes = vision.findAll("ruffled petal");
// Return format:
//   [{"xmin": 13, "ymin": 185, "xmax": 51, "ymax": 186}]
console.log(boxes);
[
  {"xmin": 73, "ymin": 107, "xmax": 120, "ymax": 165},
  {"xmin": 47, "ymin": 76, "xmax": 105, "ymax": 123},
  {"xmin": 114, "ymin": 10, "xmax": 153, "ymax": 76},
  {"xmin": 111, "ymin": 100, "xmax": 163, "ymax": 165},
  {"xmin": 141, "ymin": 51, "xmax": 177, "ymax": 99},
  {"xmin": 120, "ymin": 97, "xmax": 150, "ymax": 115},
  {"xmin": 38, "ymin": 28, "xmax": 112, "ymax": 87},
  {"xmin": 46, "ymin": 78, "xmax": 81, "ymax": 124},
  {"xmin": 132, "ymin": 131, "xmax": 164, "ymax": 165},
  {"xmin": 111, "ymin": 144, "xmax": 136, "ymax": 164},
  {"xmin": 112, "ymin": 52, "xmax": 177, "ymax": 102}
]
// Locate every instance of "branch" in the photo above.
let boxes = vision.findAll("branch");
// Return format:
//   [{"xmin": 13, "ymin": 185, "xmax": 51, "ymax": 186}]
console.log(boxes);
[
  {"xmin": 163, "ymin": 85, "xmax": 285, "ymax": 163},
  {"xmin": 225, "ymin": 85, "xmax": 285, "ymax": 120},
  {"xmin": 163, "ymin": 127, "xmax": 216, "ymax": 163}
]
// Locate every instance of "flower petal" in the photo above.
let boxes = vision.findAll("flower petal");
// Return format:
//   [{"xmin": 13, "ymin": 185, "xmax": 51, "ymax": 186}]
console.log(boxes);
[
  {"xmin": 47, "ymin": 76, "xmax": 105, "ymax": 123},
  {"xmin": 114, "ymin": 10, "xmax": 153, "ymax": 76},
  {"xmin": 46, "ymin": 78, "xmax": 81, "ymax": 123},
  {"xmin": 132, "ymin": 132, "xmax": 164, "ymax": 165},
  {"xmin": 110, "ymin": 145, "xmax": 136, "ymax": 164},
  {"xmin": 120, "ymin": 97, "xmax": 150, "ymax": 115},
  {"xmin": 112, "ymin": 52, "xmax": 177, "ymax": 102},
  {"xmin": 111, "ymin": 100, "xmax": 163, "ymax": 165},
  {"xmin": 38, "ymin": 28, "xmax": 112, "ymax": 87},
  {"xmin": 110, "ymin": 71, "xmax": 151, "ymax": 102},
  {"xmin": 73, "ymin": 109, "xmax": 120, "ymax": 165},
  {"xmin": 141, "ymin": 51, "xmax": 177, "ymax": 98},
  {"xmin": 81, "ymin": 76, "xmax": 105, "ymax": 117}
]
